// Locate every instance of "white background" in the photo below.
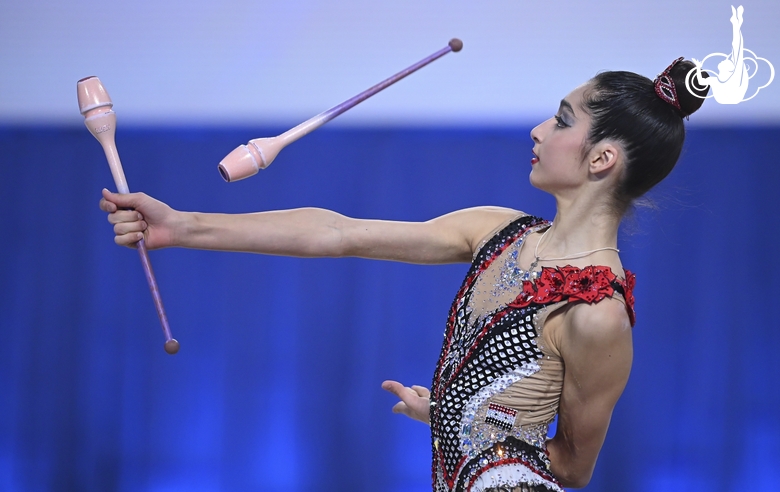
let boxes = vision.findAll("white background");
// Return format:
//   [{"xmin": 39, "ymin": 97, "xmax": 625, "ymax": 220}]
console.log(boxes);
[{"xmin": 1, "ymin": 0, "xmax": 778, "ymax": 127}]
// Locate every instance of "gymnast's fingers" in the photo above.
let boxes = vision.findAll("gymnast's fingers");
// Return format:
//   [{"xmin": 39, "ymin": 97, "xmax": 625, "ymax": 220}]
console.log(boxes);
[
  {"xmin": 392, "ymin": 401, "xmax": 410, "ymax": 416},
  {"xmin": 107, "ymin": 210, "xmax": 143, "ymax": 225},
  {"xmin": 411, "ymin": 385, "xmax": 431, "ymax": 398},
  {"xmin": 99, "ymin": 196, "xmax": 117, "ymax": 213},
  {"xmin": 101, "ymin": 188, "xmax": 150, "ymax": 211},
  {"xmin": 113, "ymin": 219, "xmax": 147, "ymax": 236},
  {"xmin": 383, "ymin": 380, "xmax": 423, "ymax": 407},
  {"xmin": 114, "ymin": 230, "xmax": 144, "ymax": 247},
  {"xmin": 381, "ymin": 380, "xmax": 407, "ymax": 399}
]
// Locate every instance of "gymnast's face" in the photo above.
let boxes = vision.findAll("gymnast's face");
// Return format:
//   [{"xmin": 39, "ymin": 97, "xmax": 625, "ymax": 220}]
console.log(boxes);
[{"xmin": 528, "ymin": 84, "xmax": 593, "ymax": 194}]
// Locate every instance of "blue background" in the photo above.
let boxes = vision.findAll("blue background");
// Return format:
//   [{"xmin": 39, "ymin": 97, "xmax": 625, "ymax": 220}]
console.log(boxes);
[{"xmin": 1, "ymin": 125, "xmax": 778, "ymax": 491}]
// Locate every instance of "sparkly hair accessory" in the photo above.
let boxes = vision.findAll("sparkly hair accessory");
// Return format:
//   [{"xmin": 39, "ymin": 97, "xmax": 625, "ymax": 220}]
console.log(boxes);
[{"xmin": 653, "ymin": 57, "xmax": 684, "ymax": 111}]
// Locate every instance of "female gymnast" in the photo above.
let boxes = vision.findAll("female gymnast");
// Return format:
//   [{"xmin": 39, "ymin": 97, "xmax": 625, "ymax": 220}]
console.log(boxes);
[{"xmin": 99, "ymin": 58, "xmax": 707, "ymax": 491}]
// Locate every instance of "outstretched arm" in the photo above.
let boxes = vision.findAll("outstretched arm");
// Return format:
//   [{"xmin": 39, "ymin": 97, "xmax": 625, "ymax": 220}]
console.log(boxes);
[
  {"xmin": 100, "ymin": 189, "xmax": 520, "ymax": 265},
  {"xmin": 546, "ymin": 300, "xmax": 633, "ymax": 489}
]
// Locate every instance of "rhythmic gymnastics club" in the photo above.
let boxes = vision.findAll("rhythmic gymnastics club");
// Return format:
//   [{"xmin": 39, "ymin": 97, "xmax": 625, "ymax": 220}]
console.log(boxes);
[
  {"xmin": 77, "ymin": 76, "xmax": 180, "ymax": 355},
  {"xmin": 218, "ymin": 38, "xmax": 463, "ymax": 182}
]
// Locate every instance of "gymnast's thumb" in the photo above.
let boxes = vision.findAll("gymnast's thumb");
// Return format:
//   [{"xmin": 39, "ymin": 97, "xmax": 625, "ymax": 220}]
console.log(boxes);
[{"xmin": 102, "ymin": 188, "xmax": 146, "ymax": 209}]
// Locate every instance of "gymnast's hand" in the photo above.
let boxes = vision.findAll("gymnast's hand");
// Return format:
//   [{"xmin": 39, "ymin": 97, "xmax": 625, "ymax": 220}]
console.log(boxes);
[
  {"xmin": 99, "ymin": 189, "xmax": 181, "ymax": 250},
  {"xmin": 381, "ymin": 380, "xmax": 431, "ymax": 425}
]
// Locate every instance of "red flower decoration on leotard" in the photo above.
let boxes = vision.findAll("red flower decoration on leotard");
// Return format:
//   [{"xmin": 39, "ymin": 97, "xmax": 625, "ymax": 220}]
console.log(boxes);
[
  {"xmin": 506, "ymin": 265, "xmax": 636, "ymax": 326},
  {"xmin": 623, "ymin": 270, "xmax": 636, "ymax": 326},
  {"xmin": 562, "ymin": 266, "xmax": 616, "ymax": 303},
  {"xmin": 532, "ymin": 267, "xmax": 566, "ymax": 304},
  {"xmin": 512, "ymin": 281, "xmax": 537, "ymax": 307}
]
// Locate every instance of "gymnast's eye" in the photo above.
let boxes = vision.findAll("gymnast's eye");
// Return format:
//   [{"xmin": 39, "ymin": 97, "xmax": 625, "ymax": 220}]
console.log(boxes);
[{"xmin": 554, "ymin": 115, "xmax": 569, "ymax": 128}]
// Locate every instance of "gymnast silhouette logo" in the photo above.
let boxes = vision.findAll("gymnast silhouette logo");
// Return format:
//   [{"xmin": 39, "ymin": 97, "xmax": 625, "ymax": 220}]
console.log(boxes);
[{"xmin": 685, "ymin": 5, "xmax": 774, "ymax": 104}]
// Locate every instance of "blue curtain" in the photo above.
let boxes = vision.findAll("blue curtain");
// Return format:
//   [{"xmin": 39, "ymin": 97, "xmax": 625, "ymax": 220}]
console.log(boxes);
[{"xmin": 1, "ymin": 125, "xmax": 778, "ymax": 491}]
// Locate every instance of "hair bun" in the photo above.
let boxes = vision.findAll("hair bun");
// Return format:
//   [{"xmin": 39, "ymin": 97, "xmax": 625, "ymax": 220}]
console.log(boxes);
[{"xmin": 669, "ymin": 59, "xmax": 709, "ymax": 118}]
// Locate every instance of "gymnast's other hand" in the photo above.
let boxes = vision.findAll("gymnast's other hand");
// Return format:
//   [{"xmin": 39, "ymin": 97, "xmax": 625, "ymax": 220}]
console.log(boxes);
[
  {"xmin": 99, "ymin": 189, "xmax": 181, "ymax": 250},
  {"xmin": 381, "ymin": 380, "xmax": 431, "ymax": 425}
]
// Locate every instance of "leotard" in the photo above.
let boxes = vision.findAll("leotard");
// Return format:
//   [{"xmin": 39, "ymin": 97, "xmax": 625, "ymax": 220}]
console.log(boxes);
[{"xmin": 430, "ymin": 215, "xmax": 635, "ymax": 492}]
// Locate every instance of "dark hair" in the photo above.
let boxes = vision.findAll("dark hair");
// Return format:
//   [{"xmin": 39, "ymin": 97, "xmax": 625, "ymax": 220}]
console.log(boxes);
[{"xmin": 582, "ymin": 59, "xmax": 709, "ymax": 216}]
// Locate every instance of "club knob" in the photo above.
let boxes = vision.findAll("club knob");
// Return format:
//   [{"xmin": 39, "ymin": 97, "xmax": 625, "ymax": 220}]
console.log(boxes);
[{"xmin": 164, "ymin": 339, "xmax": 180, "ymax": 355}]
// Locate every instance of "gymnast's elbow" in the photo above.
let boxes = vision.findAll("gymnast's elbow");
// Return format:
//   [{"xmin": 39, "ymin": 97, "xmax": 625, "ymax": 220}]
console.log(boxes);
[
  {"xmin": 547, "ymin": 440, "xmax": 598, "ymax": 489},
  {"xmin": 320, "ymin": 221, "xmax": 349, "ymax": 258},
  {"xmin": 294, "ymin": 209, "xmax": 349, "ymax": 258},
  {"xmin": 548, "ymin": 455, "xmax": 594, "ymax": 489},
  {"xmin": 555, "ymin": 469, "xmax": 593, "ymax": 489}
]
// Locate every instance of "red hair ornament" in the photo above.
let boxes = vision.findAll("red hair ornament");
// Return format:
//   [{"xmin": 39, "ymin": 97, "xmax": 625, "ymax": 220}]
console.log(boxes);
[{"xmin": 654, "ymin": 56, "xmax": 685, "ymax": 111}]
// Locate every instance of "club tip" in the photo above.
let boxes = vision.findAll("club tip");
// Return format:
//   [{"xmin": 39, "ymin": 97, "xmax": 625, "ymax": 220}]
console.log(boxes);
[
  {"xmin": 164, "ymin": 339, "xmax": 180, "ymax": 355},
  {"xmin": 448, "ymin": 38, "xmax": 463, "ymax": 53},
  {"xmin": 218, "ymin": 164, "xmax": 230, "ymax": 182},
  {"xmin": 77, "ymin": 76, "xmax": 113, "ymax": 115}
]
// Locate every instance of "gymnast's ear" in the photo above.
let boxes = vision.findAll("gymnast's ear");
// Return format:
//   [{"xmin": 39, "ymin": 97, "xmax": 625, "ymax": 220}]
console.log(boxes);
[{"xmin": 588, "ymin": 141, "xmax": 620, "ymax": 175}]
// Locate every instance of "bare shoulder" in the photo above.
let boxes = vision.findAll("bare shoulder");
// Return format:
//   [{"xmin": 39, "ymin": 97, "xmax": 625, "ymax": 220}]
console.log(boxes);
[
  {"xmin": 429, "ymin": 206, "xmax": 525, "ymax": 253},
  {"xmin": 561, "ymin": 299, "xmax": 633, "ymax": 356},
  {"xmin": 430, "ymin": 205, "xmax": 523, "ymax": 224}
]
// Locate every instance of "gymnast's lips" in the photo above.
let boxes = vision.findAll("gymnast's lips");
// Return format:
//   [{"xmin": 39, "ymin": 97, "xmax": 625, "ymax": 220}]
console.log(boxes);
[{"xmin": 531, "ymin": 149, "xmax": 539, "ymax": 165}]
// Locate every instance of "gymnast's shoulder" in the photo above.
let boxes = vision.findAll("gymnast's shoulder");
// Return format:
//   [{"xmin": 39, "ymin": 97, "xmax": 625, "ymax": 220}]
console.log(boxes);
[
  {"xmin": 561, "ymin": 299, "xmax": 633, "ymax": 355},
  {"xmin": 429, "ymin": 206, "xmax": 526, "ymax": 259}
]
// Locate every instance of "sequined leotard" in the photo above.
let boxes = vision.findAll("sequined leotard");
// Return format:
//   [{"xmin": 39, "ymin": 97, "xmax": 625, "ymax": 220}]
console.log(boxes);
[{"xmin": 430, "ymin": 214, "xmax": 635, "ymax": 492}]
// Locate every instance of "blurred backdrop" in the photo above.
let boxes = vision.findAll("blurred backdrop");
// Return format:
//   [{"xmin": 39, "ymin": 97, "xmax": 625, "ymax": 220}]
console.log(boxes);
[{"xmin": 1, "ymin": 1, "xmax": 779, "ymax": 491}]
